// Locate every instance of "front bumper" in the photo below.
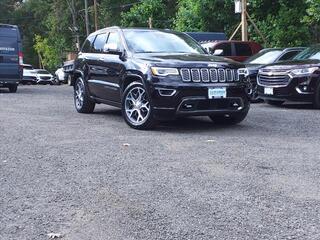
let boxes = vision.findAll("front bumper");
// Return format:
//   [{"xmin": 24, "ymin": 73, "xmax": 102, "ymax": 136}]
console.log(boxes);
[
  {"xmin": 37, "ymin": 78, "xmax": 54, "ymax": 84},
  {"xmin": 257, "ymin": 77, "xmax": 315, "ymax": 102},
  {"xmin": 147, "ymin": 82, "xmax": 250, "ymax": 120}
]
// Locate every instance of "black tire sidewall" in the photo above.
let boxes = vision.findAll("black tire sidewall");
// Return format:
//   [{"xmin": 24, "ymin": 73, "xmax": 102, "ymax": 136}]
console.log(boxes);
[
  {"xmin": 8, "ymin": 84, "xmax": 18, "ymax": 93},
  {"xmin": 314, "ymin": 81, "xmax": 320, "ymax": 109},
  {"xmin": 121, "ymin": 82, "xmax": 156, "ymax": 130},
  {"xmin": 74, "ymin": 77, "xmax": 95, "ymax": 113}
]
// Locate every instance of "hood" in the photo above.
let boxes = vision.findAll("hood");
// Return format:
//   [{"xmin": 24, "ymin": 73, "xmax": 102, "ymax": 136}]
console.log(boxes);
[
  {"xmin": 263, "ymin": 59, "xmax": 320, "ymax": 71},
  {"xmin": 134, "ymin": 53, "xmax": 244, "ymax": 68}
]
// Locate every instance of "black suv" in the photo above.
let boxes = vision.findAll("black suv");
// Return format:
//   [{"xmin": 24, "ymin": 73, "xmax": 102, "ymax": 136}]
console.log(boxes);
[
  {"xmin": 257, "ymin": 45, "xmax": 320, "ymax": 108},
  {"xmin": 71, "ymin": 27, "xmax": 250, "ymax": 129}
]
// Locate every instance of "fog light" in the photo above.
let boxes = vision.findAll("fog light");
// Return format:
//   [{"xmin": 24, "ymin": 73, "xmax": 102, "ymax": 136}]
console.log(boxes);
[{"xmin": 157, "ymin": 88, "xmax": 176, "ymax": 97}]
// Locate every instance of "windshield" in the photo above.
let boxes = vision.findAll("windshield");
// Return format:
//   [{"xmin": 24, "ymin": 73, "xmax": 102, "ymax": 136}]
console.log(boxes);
[
  {"xmin": 123, "ymin": 30, "xmax": 205, "ymax": 54},
  {"xmin": 245, "ymin": 49, "xmax": 283, "ymax": 64},
  {"xmin": 37, "ymin": 70, "xmax": 49, "ymax": 74},
  {"xmin": 293, "ymin": 46, "xmax": 320, "ymax": 60}
]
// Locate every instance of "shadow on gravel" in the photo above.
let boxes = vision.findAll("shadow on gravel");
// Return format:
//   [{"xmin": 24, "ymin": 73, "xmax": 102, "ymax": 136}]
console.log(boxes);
[
  {"xmin": 157, "ymin": 117, "xmax": 249, "ymax": 133},
  {"xmin": 92, "ymin": 108, "xmax": 249, "ymax": 132},
  {"xmin": 262, "ymin": 102, "xmax": 315, "ymax": 110}
]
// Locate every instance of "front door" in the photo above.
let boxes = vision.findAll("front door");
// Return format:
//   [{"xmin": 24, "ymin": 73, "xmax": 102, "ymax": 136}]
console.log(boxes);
[{"xmin": 88, "ymin": 31, "xmax": 124, "ymax": 103}]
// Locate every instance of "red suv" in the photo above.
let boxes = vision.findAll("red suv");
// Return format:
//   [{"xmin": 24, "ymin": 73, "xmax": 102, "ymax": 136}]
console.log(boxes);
[{"xmin": 202, "ymin": 41, "xmax": 263, "ymax": 62}]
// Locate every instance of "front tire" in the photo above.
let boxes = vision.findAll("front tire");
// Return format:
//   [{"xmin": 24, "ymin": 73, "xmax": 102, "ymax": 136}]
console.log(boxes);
[
  {"xmin": 122, "ymin": 82, "xmax": 156, "ymax": 130},
  {"xmin": 313, "ymin": 81, "xmax": 320, "ymax": 109},
  {"xmin": 209, "ymin": 108, "xmax": 249, "ymax": 125},
  {"xmin": 266, "ymin": 100, "xmax": 284, "ymax": 106},
  {"xmin": 8, "ymin": 84, "xmax": 18, "ymax": 93},
  {"xmin": 74, "ymin": 77, "xmax": 95, "ymax": 113}
]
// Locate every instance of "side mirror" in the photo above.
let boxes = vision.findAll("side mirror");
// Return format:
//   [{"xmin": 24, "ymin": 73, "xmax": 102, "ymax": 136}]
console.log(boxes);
[
  {"xmin": 213, "ymin": 49, "xmax": 224, "ymax": 56},
  {"xmin": 103, "ymin": 43, "xmax": 122, "ymax": 55}
]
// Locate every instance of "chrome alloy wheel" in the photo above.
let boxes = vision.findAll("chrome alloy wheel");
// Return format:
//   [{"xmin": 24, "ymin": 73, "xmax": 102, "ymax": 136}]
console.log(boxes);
[
  {"xmin": 125, "ymin": 86, "xmax": 150, "ymax": 125},
  {"xmin": 75, "ymin": 79, "xmax": 85, "ymax": 109}
]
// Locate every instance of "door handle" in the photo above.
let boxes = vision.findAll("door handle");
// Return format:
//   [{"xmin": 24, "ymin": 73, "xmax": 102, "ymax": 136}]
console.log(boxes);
[{"xmin": 99, "ymin": 58, "xmax": 105, "ymax": 61}]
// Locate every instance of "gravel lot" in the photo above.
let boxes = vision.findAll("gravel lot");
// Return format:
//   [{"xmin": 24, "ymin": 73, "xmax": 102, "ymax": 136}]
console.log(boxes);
[{"xmin": 1, "ymin": 85, "xmax": 320, "ymax": 240}]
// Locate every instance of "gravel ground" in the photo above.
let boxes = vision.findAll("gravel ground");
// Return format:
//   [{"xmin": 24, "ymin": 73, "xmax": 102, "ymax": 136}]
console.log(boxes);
[{"xmin": 1, "ymin": 85, "xmax": 320, "ymax": 240}]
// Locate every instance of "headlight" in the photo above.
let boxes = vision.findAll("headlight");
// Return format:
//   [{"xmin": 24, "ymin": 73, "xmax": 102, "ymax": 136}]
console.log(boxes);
[
  {"xmin": 291, "ymin": 67, "xmax": 318, "ymax": 76},
  {"xmin": 238, "ymin": 68, "xmax": 249, "ymax": 77},
  {"xmin": 151, "ymin": 67, "xmax": 179, "ymax": 77}
]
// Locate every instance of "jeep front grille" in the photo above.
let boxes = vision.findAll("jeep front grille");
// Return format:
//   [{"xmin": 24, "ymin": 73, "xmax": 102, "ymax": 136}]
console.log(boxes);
[{"xmin": 180, "ymin": 68, "xmax": 239, "ymax": 83}]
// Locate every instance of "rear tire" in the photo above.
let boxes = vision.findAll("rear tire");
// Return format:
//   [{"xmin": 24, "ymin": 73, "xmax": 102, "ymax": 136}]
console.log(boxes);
[
  {"xmin": 209, "ymin": 108, "xmax": 249, "ymax": 125},
  {"xmin": 122, "ymin": 82, "xmax": 157, "ymax": 130},
  {"xmin": 8, "ymin": 84, "xmax": 18, "ymax": 93},
  {"xmin": 266, "ymin": 100, "xmax": 284, "ymax": 106},
  {"xmin": 313, "ymin": 81, "xmax": 320, "ymax": 109},
  {"xmin": 74, "ymin": 77, "xmax": 95, "ymax": 113}
]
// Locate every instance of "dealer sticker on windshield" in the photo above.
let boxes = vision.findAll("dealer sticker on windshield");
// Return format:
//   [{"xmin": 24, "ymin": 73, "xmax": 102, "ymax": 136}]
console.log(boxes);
[{"xmin": 208, "ymin": 87, "xmax": 227, "ymax": 99}]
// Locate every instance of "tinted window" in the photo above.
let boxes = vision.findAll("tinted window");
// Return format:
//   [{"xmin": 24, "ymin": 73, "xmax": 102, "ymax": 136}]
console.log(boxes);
[
  {"xmin": 294, "ymin": 46, "xmax": 320, "ymax": 60},
  {"xmin": 214, "ymin": 43, "xmax": 232, "ymax": 56},
  {"xmin": 0, "ymin": 27, "xmax": 18, "ymax": 38},
  {"xmin": 235, "ymin": 43, "xmax": 252, "ymax": 56},
  {"xmin": 82, "ymin": 35, "xmax": 96, "ymax": 53},
  {"xmin": 279, "ymin": 51, "xmax": 301, "ymax": 61},
  {"xmin": 105, "ymin": 32, "xmax": 121, "ymax": 50},
  {"xmin": 0, "ymin": 37, "xmax": 18, "ymax": 55},
  {"xmin": 245, "ymin": 50, "xmax": 283, "ymax": 64},
  {"xmin": 23, "ymin": 65, "xmax": 33, "ymax": 70},
  {"xmin": 37, "ymin": 70, "xmax": 49, "ymax": 74},
  {"xmin": 92, "ymin": 33, "xmax": 108, "ymax": 53},
  {"xmin": 123, "ymin": 30, "xmax": 205, "ymax": 54}
]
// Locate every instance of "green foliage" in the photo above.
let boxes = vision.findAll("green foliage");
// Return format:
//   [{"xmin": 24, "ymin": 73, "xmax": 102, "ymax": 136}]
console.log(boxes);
[
  {"xmin": 121, "ymin": 0, "xmax": 168, "ymax": 28},
  {"xmin": 1, "ymin": 0, "xmax": 320, "ymax": 69}
]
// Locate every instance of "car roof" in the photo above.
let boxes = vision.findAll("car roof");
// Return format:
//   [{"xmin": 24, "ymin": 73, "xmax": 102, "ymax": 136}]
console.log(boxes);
[{"xmin": 90, "ymin": 26, "xmax": 184, "ymax": 37}]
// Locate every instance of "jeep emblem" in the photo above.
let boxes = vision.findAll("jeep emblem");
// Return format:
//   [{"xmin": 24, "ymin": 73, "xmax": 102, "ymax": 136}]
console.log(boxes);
[{"xmin": 208, "ymin": 63, "xmax": 218, "ymax": 68}]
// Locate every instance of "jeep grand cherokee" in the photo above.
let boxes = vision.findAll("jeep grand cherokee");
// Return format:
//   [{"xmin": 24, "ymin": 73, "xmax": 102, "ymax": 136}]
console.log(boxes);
[{"xmin": 71, "ymin": 27, "xmax": 250, "ymax": 129}]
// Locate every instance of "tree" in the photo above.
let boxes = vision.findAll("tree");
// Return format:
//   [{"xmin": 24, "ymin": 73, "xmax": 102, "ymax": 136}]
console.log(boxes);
[{"xmin": 121, "ymin": 0, "xmax": 169, "ymax": 28}]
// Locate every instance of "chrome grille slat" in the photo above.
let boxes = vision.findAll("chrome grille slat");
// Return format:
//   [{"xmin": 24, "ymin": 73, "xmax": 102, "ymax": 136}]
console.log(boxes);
[
  {"xmin": 200, "ymin": 68, "xmax": 210, "ymax": 82},
  {"xmin": 191, "ymin": 68, "xmax": 201, "ymax": 82},
  {"xmin": 258, "ymin": 70, "xmax": 290, "ymax": 87}
]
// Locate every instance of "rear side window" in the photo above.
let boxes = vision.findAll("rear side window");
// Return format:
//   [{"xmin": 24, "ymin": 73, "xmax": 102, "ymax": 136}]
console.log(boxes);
[
  {"xmin": 215, "ymin": 43, "xmax": 232, "ymax": 56},
  {"xmin": 235, "ymin": 43, "xmax": 252, "ymax": 56},
  {"xmin": 279, "ymin": 51, "xmax": 301, "ymax": 61},
  {"xmin": 92, "ymin": 33, "xmax": 108, "ymax": 53},
  {"xmin": 81, "ymin": 35, "xmax": 96, "ymax": 53}
]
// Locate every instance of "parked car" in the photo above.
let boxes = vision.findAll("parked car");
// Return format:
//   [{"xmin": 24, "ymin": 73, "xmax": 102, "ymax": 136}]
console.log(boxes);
[
  {"xmin": 69, "ymin": 27, "xmax": 250, "ymax": 130},
  {"xmin": 257, "ymin": 45, "xmax": 320, "ymax": 108},
  {"xmin": 55, "ymin": 67, "xmax": 68, "ymax": 84},
  {"xmin": 22, "ymin": 64, "xmax": 37, "ymax": 85},
  {"xmin": 35, "ymin": 69, "xmax": 55, "ymax": 85},
  {"xmin": 201, "ymin": 41, "xmax": 262, "ymax": 62},
  {"xmin": 0, "ymin": 24, "xmax": 23, "ymax": 92},
  {"xmin": 245, "ymin": 47, "xmax": 305, "ymax": 101}
]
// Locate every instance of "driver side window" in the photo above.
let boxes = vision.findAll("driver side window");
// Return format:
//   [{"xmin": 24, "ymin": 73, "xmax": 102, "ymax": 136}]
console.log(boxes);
[{"xmin": 104, "ymin": 32, "xmax": 121, "ymax": 52}]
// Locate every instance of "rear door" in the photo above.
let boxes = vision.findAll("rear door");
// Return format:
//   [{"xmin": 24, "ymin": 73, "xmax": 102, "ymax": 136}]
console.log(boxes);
[
  {"xmin": 0, "ymin": 26, "xmax": 21, "ymax": 82},
  {"xmin": 86, "ymin": 32, "xmax": 109, "ymax": 99}
]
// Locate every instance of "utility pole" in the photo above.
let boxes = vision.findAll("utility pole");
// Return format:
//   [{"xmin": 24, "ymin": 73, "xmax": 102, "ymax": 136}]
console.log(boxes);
[
  {"xmin": 241, "ymin": 0, "xmax": 248, "ymax": 41},
  {"xmin": 84, "ymin": 0, "xmax": 90, "ymax": 36},
  {"xmin": 230, "ymin": 0, "xmax": 266, "ymax": 44},
  {"xmin": 93, "ymin": 0, "xmax": 98, "ymax": 31},
  {"xmin": 148, "ymin": 17, "xmax": 153, "ymax": 28}
]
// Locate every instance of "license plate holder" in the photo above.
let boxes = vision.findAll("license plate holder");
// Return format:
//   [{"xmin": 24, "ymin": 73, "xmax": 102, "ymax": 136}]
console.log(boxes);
[
  {"xmin": 208, "ymin": 87, "xmax": 227, "ymax": 99},
  {"xmin": 264, "ymin": 87, "xmax": 274, "ymax": 95}
]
